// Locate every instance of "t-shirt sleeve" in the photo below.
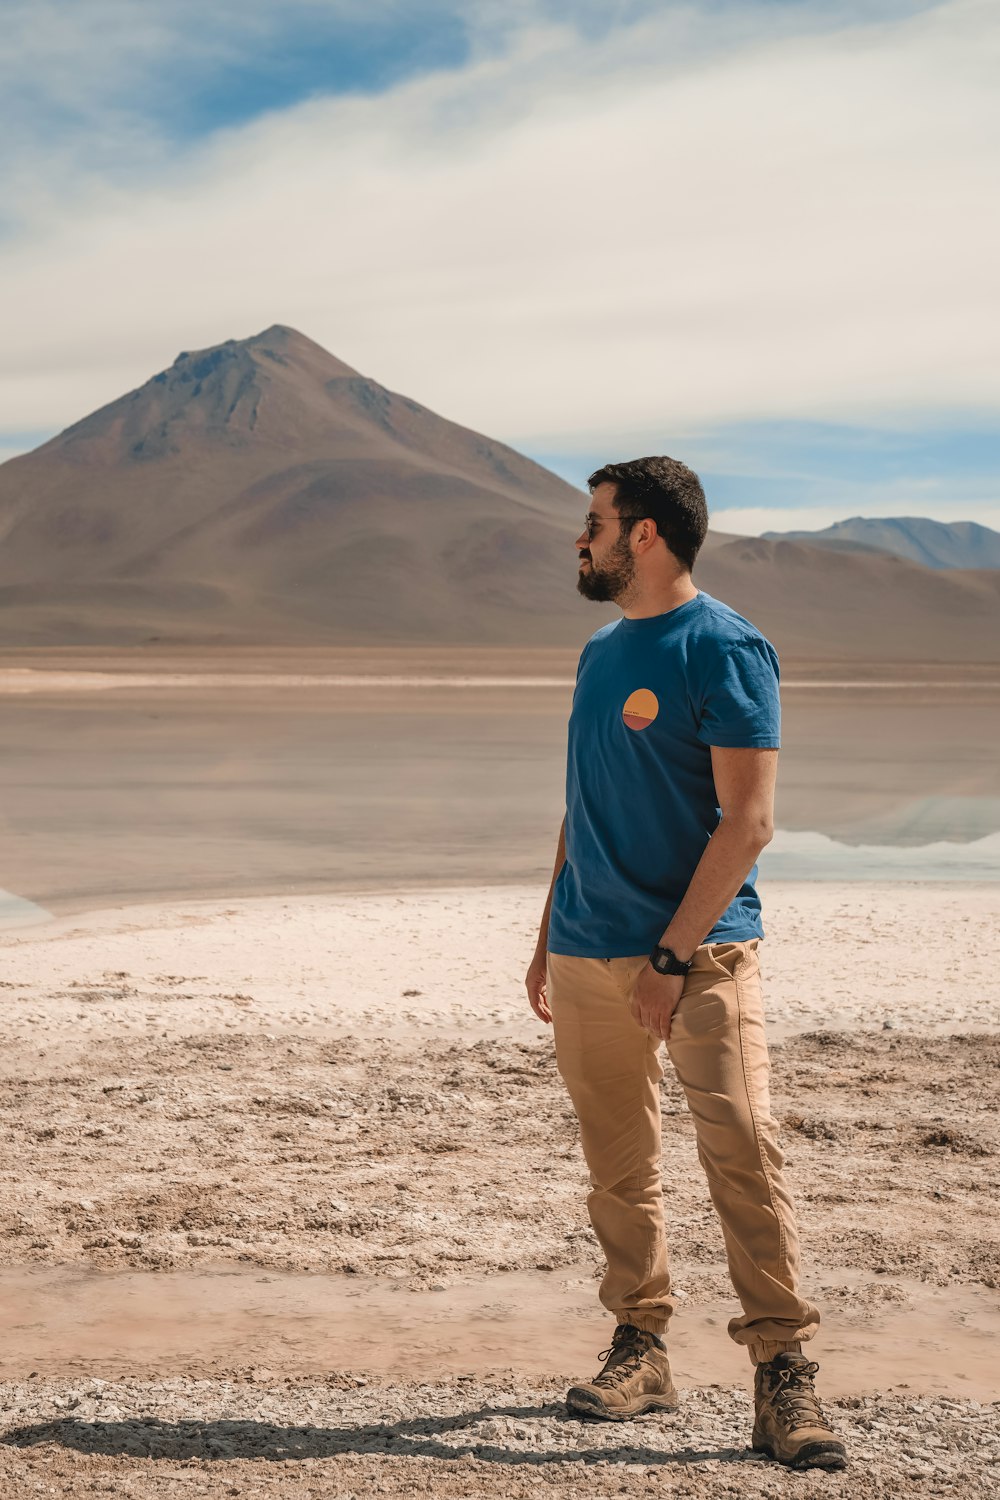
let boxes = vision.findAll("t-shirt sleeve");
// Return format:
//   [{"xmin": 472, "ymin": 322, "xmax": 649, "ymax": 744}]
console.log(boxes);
[
  {"xmin": 572, "ymin": 637, "xmax": 596, "ymax": 705},
  {"xmin": 696, "ymin": 637, "xmax": 781, "ymax": 748}
]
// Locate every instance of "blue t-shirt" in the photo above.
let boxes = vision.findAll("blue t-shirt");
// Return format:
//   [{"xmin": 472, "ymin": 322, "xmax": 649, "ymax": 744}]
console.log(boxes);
[{"xmin": 547, "ymin": 591, "xmax": 780, "ymax": 958}]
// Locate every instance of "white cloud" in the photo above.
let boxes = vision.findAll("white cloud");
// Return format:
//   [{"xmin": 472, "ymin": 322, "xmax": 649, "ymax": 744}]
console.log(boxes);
[{"xmin": 0, "ymin": 0, "xmax": 997, "ymax": 447}]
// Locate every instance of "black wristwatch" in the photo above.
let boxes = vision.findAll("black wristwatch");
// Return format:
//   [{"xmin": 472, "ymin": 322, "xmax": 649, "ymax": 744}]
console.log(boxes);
[{"xmin": 649, "ymin": 944, "xmax": 692, "ymax": 977}]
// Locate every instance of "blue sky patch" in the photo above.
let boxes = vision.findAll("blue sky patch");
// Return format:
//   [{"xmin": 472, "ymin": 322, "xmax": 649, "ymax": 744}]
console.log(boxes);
[
  {"xmin": 150, "ymin": 16, "xmax": 470, "ymax": 143},
  {"xmin": 528, "ymin": 417, "xmax": 1000, "ymax": 530}
]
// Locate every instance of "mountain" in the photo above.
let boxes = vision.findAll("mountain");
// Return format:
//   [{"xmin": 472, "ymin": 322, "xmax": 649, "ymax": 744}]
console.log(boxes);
[
  {"xmin": 762, "ymin": 516, "xmax": 1000, "ymax": 570},
  {"xmin": 0, "ymin": 325, "xmax": 600, "ymax": 646},
  {"xmin": 0, "ymin": 326, "xmax": 998, "ymax": 659},
  {"xmin": 696, "ymin": 533, "xmax": 1000, "ymax": 661}
]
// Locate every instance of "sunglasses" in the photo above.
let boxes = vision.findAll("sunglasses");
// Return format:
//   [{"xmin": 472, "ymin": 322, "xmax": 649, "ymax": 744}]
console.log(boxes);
[{"xmin": 583, "ymin": 511, "xmax": 647, "ymax": 541}]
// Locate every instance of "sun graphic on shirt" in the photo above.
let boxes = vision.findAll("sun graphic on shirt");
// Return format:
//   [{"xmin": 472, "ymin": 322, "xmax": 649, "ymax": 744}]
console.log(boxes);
[{"xmin": 622, "ymin": 688, "xmax": 659, "ymax": 731}]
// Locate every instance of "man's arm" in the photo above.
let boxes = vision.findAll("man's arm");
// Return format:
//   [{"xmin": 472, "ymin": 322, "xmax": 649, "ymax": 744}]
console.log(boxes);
[
  {"xmin": 630, "ymin": 746, "xmax": 777, "ymax": 1041},
  {"xmin": 525, "ymin": 815, "xmax": 566, "ymax": 1025},
  {"xmin": 659, "ymin": 745, "xmax": 777, "ymax": 960}
]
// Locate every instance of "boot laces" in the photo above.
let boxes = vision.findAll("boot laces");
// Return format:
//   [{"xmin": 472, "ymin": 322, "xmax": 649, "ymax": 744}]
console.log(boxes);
[
  {"xmin": 592, "ymin": 1326, "xmax": 651, "ymax": 1389},
  {"xmin": 768, "ymin": 1360, "xmax": 827, "ymax": 1432}
]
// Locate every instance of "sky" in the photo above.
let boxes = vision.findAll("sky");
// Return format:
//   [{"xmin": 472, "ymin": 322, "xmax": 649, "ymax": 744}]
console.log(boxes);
[{"xmin": 2, "ymin": 0, "xmax": 998, "ymax": 533}]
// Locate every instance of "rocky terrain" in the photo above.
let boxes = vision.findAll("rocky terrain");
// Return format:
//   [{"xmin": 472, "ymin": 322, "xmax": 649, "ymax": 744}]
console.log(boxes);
[{"xmin": 1, "ymin": 884, "xmax": 997, "ymax": 1496}]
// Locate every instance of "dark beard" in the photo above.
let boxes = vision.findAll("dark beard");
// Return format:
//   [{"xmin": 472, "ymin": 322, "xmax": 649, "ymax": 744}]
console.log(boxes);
[{"xmin": 576, "ymin": 531, "xmax": 636, "ymax": 603}]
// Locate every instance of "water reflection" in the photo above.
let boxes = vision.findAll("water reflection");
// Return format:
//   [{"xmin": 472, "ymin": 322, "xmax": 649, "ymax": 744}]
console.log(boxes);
[
  {"xmin": 762, "ymin": 827, "xmax": 1000, "ymax": 881},
  {"xmin": 0, "ymin": 890, "xmax": 51, "ymax": 928},
  {"xmin": 765, "ymin": 795, "xmax": 1000, "ymax": 878},
  {"xmin": 0, "ymin": 672, "xmax": 995, "ymax": 918},
  {"xmin": 826, "ymin": 796, "xmax": 1000, "ymax": 846}
]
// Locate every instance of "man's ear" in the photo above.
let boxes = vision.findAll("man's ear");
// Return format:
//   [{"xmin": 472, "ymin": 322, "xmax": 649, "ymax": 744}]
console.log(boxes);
[{"xmin": 634, "ymin": 517, "xmax": 659, "ymax": 552}]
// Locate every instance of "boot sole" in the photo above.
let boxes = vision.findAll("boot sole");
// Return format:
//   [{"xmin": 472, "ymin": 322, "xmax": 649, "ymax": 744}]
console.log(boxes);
[
  {"xmin": 566, "ymin": 1388, "xmax": 680, "ymax": 1421},
  {"xmin": 753, "ymin": 1436, "xmax": 848, "ymax": 1470}
]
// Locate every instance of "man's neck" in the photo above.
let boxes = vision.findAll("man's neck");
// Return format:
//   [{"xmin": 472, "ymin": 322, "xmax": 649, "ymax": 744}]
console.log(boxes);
[{"xmin": 620, "ymin": 574, "xmax": 699, "ymax": 621}]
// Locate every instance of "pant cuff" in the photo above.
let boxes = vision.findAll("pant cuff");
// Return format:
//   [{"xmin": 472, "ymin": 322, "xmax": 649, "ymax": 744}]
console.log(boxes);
[
  {"xmin": 616, "ymin": 1313, "xmax": 668, "ymax": 1336},
  {"xmin": 748, "ymin": 1338, "xmax": 805, "ymax": 1366}
]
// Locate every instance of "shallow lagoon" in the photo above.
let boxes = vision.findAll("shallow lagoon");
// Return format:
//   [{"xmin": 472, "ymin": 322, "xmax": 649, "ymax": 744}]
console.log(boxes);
[{"xmin": 0, "ymin": 656, "xmax": 996, "ymax": 922}]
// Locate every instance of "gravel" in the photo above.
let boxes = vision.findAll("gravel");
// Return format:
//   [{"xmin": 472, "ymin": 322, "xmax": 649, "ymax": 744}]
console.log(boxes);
[{"xmin": 3, "ymin": 1373, "xmax": 996, "ymax": 1498}]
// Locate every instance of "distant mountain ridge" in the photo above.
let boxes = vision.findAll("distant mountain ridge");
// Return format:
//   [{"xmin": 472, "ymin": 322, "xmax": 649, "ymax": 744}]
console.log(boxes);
[
  {"xmin": 0, "ymin": 325, "xmax": 998, "ymax": 659},
  {"xmin": 762, "ymin": 516, "xmax": 1000, "ymax": 570}
]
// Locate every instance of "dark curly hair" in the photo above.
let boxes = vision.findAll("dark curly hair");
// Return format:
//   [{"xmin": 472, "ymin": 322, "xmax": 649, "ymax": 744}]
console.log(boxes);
[{"xmin": 588, "ymin": 455, "xmax": 708, "ymax": 572}]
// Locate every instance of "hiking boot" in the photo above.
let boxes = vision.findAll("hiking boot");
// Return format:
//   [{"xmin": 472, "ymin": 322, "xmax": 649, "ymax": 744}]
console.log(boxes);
[
  {"xmin": 752, "ymin": 1352, "xmax": 847, "ymax": 1469},
  {"xmin": 566, "ymin": 1323, "xmax": 679, "ymax": 1420}
]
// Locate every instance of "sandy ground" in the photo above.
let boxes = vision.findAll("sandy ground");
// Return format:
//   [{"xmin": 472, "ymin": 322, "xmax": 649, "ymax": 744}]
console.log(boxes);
[{"xmin": 1, "ymin": 881, "xmax": 999, "ymax": 1497}]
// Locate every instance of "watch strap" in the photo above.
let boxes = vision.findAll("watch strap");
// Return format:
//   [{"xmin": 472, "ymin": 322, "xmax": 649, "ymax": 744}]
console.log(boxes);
[{"xmin": 649, "ymin": 944, "xmax": 693, "ymax": 977}]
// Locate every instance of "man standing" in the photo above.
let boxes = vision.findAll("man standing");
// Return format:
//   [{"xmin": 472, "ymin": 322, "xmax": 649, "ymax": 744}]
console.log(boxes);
[{"xmin": 524, "ymin": 456, "xmax": 846, "ymax": 1471}]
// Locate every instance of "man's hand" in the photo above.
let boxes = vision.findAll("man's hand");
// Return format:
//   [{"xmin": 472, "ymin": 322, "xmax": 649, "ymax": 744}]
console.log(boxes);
[
  {"xmin": 525, "ymin": 952, "xmax": 552, "ymax": 1025},
  {"xmin": 630, "ymin": 965, "xmax": 685, "ymax": 1042}
]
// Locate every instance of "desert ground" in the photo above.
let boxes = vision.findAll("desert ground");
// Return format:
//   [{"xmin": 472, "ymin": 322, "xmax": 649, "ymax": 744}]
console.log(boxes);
[
  {"xmin": 0, "ymin": 651, "xmax": 997, "ymax": 1498},
  {"xmin": 1, "ymin": 881, "xmax": 998, "ymax": 1499}
]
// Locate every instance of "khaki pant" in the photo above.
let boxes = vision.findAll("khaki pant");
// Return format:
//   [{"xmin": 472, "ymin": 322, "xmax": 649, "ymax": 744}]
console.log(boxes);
[{"xmin": 547, "ymin": 941, "xmax": 820, "ymax": 1365}]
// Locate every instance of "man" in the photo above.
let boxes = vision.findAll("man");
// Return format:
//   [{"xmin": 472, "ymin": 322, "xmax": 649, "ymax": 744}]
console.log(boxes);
[{"xmin": 524, "ymin": 456, "xmax": 846, "ymax": 1471}]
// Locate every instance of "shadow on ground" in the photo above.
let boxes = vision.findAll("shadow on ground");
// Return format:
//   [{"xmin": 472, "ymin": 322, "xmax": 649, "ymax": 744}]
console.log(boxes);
[{"xmin": 2, "ymin": 1401, "xmax": 761, "ymax": 1468}]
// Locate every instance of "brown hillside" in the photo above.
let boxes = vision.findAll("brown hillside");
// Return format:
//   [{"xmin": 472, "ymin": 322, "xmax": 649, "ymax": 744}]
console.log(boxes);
[
  {"xmin": 0, "ymin": 326, "xmax": 602, "ymax": 646},
  {"xmin": 697, "ymin": 534, "xmax": 1000, "ymax": 662},
  {"xmin": 0, "ymin": 326, "xmax": 996, "ymax": 659}
]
